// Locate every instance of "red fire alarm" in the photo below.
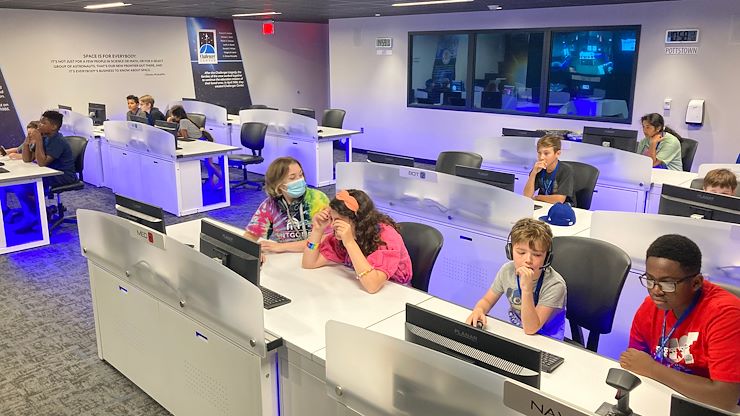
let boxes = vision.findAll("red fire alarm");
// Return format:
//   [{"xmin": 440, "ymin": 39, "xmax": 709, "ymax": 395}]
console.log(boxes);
[{"xmin": 262, "ymin": 21, "xmax": 275, "ymax": 35}]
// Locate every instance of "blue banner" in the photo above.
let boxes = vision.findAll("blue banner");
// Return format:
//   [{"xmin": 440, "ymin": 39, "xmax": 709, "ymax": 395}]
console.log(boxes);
[
  {"xmin": 0, "ymin": 66, "xmax": 25, "ymax": 149},
  {"xmin": 186, "ymin": 18, "xmax": 252, "ymax": 114}
]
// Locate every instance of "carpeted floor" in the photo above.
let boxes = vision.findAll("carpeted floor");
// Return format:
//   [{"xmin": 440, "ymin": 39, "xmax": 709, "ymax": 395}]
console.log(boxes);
[{"xmin": 0, "ymin": 150, "xmax": 427, "ymax": 415}]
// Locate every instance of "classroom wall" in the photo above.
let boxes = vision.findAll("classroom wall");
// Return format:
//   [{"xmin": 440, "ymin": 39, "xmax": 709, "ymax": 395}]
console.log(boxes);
[{"xmin": 329, "ymin": 0, "xmax": 740, "ymax": 168}]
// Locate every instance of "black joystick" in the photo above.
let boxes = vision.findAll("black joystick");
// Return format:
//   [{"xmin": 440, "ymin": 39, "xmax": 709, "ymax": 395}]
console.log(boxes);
[{"xmin": 595, "ymin": 368, "xmax": 642, "ymax": 416}]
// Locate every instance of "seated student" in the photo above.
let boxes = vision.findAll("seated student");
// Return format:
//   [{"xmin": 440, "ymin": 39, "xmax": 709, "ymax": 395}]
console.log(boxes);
[
  {"xmin": 125, "ymin": 94, "xmax": 146, "ymax": 121},
  {"xmin": 301, "ymin": 189, "xmax": 412, "ymax": 293},
  {"xmin": 621, "ymin": 234, "xmax": 740, "ymax": 410},
  {"xmin": 139, "ymin": 95, "xmax": 166, "ymax": 125},
  {"xmin": 466, "ymin": 218, "xmax": 567, "ymax": 339},
  {"xmin": 244, "ymin": 157, "xmax": 330, "ymax": 253},
  {"xmin": 702, "ymin": 168, "xmax": 737, "ymax": 196},
  {"xmin": 5, "ymin": 121, "xmax": 39, "ymax": 160},
  {"xmin": 523, "ymin": 134, "xmax": 576, "ymax": 206},
  {"xmin": 636, "ymin": 113, "xmax": 683, "ymax": 171},
  {"xmin": 169, "ymin": 105, "xmax": 202, "ymax": 139}
]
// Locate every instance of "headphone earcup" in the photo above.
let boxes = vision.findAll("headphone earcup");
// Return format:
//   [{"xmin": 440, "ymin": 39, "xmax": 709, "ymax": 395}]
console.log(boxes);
[
  {"xmin": 505, "ymin": 242, "xmax": 513, "ymax": 261},
  {"xmin": 543, "ymin": 249, "xmax": 553, "ymax": 268}
]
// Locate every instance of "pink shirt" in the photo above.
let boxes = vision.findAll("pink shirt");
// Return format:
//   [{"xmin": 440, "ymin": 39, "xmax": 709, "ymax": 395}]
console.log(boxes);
[{"xmin": 319, "ymin": 223, "xmax": 412, "ymax": 285}]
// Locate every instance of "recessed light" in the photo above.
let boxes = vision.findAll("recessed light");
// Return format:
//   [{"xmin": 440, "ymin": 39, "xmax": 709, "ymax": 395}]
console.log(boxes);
[
  {"xmin": 232, "ymin": 11, "xmax": 282, "ymax": 17},
  {"xmin": 84, "ymin": 2, "xmax": 131, "ymax": 9},
  {"xmin": 392, "ymin": 0, "xmax": 474, "ymax": 7},
  {"xmin": 487, "ymin": 4, "xmax": 503, "ymax": 10}
]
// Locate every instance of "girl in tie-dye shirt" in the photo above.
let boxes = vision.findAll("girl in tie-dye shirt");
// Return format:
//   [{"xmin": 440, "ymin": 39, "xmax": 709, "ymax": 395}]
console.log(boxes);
[{"xmin": 244, "ymin": 157, "xmax": 329, "ymax": 253}]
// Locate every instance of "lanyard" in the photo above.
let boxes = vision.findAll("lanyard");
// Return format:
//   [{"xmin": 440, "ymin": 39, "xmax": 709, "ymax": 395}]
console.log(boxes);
[
  {"xmin": 538, "ymin": 162, "xmax": 559, "ymax": 196},
  {"xmin": 281, "ymin": 198, "xmax": 308, "ymax": 239},
  {"xmin": 516, "ymin": 270, "xmax": 546, "ymax": 305},
  {"xmin": 654, "ymin": 289, "xmax": 702, "ymax": 363}
]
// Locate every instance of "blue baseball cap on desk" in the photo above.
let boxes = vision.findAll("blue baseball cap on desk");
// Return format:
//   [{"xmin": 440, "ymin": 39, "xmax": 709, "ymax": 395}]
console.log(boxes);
[{"xmin": 539, "ymin": 202, "xmax": 576, "ymax": 226}]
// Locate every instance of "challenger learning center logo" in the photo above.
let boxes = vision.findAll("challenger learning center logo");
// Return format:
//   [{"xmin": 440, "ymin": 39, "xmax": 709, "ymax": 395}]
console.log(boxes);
[{"xmin": 197, "ymin": 29, "xmax": 217, "ymax": 64}]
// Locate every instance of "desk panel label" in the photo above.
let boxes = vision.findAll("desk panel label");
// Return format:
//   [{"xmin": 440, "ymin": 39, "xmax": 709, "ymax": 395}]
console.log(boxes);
[
  {"xmin": 503, "ymin": 380, "xmax": 596, "ymax": 416},
  {"xmin": 399, "ymin": 167, "xmax": 437, "ymax": 183}
]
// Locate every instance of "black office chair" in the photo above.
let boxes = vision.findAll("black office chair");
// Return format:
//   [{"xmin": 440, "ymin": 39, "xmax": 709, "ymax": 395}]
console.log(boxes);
[
  {"xmin": 292, "ymin": 108, "xmax": 316, "ymax": 120},
  {"xmin": 242, "ymin": 104, "xmax": 278, "ymax": 110},
  {"xmin": 435, "ymin": 151, "xmax": 483, "ymax": 175},
  {"xmin": 47, "ymin": 136, "xmax": 88, "ymax": 230},
  {"xmin": 561, "ymin": 161, "xmax": 599, "ymax": 210},
  {"xmin": 717, "ymin": 282, "xmax": 740, "ymax": 299},
  {"xmin": 679, "ymin": 138, "xmax": 698, "ymax": 172},
  {"xmin": 322, "ymin": 109, "xmax": 346, "ymax": 129},
  {"xmin": 689, "ymin": 178, "xmax": 740, "ymax": 197},
  {"xmin": 188, "ymin": 113, "xmax": 206, "ymax": 129},
  {"xmin": 229, "ymin": 122, "xmax": 267, "ymax": 190},
  {"xmin": 398, "ymin": 222, "xmax": 443, "ymax": 292},
  {"xmin": 551, "ymin": 236, "xmax": 631, "ymax": 352}
]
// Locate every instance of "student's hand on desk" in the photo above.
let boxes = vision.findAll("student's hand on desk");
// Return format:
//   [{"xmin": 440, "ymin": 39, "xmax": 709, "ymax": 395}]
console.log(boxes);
[
  {"xmin": 312, "ymin": 208, "xmax": 332, "ymax": 232},
  {"xmin": 619, "ymin": 348, "xmax": 657, "ymax": 377},
  {"xmin": 259, "ymin": 240, "xmax": 284, "ymax": 253},
  {"xmin": 332, "ymin": 220, "xmax": 354, "ymax": 242},
  {"xmin": 466, "ymin": 308, "xmax": 487, "ymax": 328},
  {"xmin": 9, "ymin": 153, "xmax": 22, "ymax": 160}
]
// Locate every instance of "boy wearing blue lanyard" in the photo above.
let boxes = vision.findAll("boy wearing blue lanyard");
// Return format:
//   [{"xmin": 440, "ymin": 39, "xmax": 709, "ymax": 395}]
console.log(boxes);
[
  {"xmin": 621, "ymin": 235, "xmax": 740, "ymax": 411},
  {"xmin": 466, "ymin": 218, "xmax": 567, "ymax": 339},
  {"xmin": 523, "ymin": 135, "xmax": 576, "ymax": 207}
]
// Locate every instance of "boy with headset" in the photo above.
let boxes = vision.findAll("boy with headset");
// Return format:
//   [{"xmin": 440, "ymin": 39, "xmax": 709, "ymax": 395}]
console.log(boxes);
[{"xmin": 466, "ymin": 218, "xmax": 567, "ymax": 339}]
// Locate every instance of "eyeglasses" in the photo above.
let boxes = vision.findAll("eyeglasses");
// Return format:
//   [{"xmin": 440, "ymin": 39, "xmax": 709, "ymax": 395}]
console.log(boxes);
[{"xmin": 638, "ymin": 273, "xmax": 698, "ymax": 293}]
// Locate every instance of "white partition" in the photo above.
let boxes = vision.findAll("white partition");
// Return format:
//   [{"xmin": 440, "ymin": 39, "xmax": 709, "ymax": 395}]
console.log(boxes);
[
  {"xmin": 697, "ymin": 163, "xmax": 740, "ymax": 177},
  {"xmin": 168, "ymin": 100, "xmax": 231, "ymax": 146},
  {"xmin": 58, "ymin": 108, "xmax": 105, "ymax": 186},
  {"xmin": 103, "ymin": 120, "xmax": 176, "ymax": 157}
]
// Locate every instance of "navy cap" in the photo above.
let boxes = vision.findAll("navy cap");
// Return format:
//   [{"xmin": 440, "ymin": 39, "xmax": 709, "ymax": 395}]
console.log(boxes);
[{"xmin": 539, "ymin": 202, "xmax": 576, "ymax": 226}]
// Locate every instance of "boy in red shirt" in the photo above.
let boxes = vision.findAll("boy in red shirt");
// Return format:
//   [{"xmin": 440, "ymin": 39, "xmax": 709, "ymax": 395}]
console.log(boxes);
[{"xmin": 621, "ymin": 234, "xmax": 740, "ymax": 411}]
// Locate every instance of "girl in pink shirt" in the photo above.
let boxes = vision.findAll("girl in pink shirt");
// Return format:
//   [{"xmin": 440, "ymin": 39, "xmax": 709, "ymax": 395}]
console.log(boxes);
[{"xmin": 302, "ymin": 189, "xmax": 412, "ymax": 293}]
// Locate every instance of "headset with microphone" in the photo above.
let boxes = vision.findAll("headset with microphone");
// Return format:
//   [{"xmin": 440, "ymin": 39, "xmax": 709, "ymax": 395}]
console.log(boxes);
[{"xmin": 505, "ymin": 231, "xmax": 553, "ymax": 269}]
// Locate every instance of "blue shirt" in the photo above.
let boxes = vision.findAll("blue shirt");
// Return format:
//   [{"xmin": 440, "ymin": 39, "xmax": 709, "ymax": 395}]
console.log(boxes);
[{"xmin": 43, "ymin": 132, "xmax": 77, "ymax": 182}]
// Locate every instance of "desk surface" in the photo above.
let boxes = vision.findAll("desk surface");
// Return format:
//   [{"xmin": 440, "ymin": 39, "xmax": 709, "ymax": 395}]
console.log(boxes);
[
  {"xmin": 317, "ymin": 126, "xmax": 362, "ymax": 140},
  {"xmin": 0, "ymin": 157, "xmax": 62, "ymax": 184},
  {"xmin": 175, "ymin": 140, "xmax": 239, "ymax": 159}
]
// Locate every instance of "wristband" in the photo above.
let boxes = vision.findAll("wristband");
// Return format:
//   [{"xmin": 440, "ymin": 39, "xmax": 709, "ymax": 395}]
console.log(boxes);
[
  {"xmin": 356, "ymin": 268, "xmax": 375, "ymax": 279},
  {"xmin": 306, "ymin": 241, "xmax": 318, "ymax": 251}
]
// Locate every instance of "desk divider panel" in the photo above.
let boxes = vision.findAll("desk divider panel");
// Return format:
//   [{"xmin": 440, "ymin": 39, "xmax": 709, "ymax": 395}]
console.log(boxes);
[
  {"xmin": 58, "ymin": 109, "xmax": 95, "ymax": 139},
  {"xmin": 325, "ymin": 321, "xmax": 518, "ymax": 416},
  {"xmin": 474, "ymin": 136, "xmax": 653, "ymax": 189},
  {"xmin": 239, "ymin": 109, "xmax": 318, "ymax": 139},
  {"xmin": 169, "ymin": 100, "xmax": 228, "ymax": 126},
  {"xmin": 103, "ymin": 120, "xmax": 176, "ymax": 158},
  {"xmin": 697, "ymin": 163, "xmax": 740, "ymax": 177}
]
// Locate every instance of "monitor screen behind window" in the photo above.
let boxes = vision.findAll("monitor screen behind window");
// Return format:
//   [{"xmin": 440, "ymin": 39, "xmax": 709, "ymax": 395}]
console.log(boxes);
[
  {"xmin": 455, "ymin": 165, "xmax": 515, "ymax": 192},
  {"xmin": 199, "ymin": 219, "xmax": 261, "ymax": 288},
  {"xmin": 670, "ymin": 395, "xmax": 735, "ymax": 416},
  {"xmin": 88, "ymin": 103, "xmax": 106, "ymax": 126},
  {"xmin": 582, "ymin": 126, "xmax": 638, "ymax": 152},
  {"xmin": 114, "ymin": 194, "xmax": 166, "ymax": 234},
  {"xmin": 659, "ymin": 184, "xmax": 740, "ymax": 225},
  {"xmin": 367, "ymin": 151, "xmax": 415, "ymax": 168},
  {"xmin": 405, "ymin": 303, "xmax": 542, "ymax": 389}
]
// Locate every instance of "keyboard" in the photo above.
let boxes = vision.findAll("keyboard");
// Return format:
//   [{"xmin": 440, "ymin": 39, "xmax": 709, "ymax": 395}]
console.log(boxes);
[
  {"xmin": 260, "ymin": 286, "xmax": 291, "ymax": 309},
  {"xmin": 540, "ymin": 351, "xmax": 564, "ymax": 373},
  {"xmin": 177, "ymin": 137, "xmax": 196, "ymax": 142}
]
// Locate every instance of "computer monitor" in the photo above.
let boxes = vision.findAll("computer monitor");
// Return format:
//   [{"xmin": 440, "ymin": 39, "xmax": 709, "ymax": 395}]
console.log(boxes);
[
  {"xmin": 582, "ymin": 126, "xmax": 638, "ymax": 152},
  {"xmin": 455, "ymin": 165, "xmax": 515, "ymax": 192},
  {"xmin": 367, "ymin": 151, "xmax": 415, "ymax": 168},
  {"xmin": 659, "ymin": 184, "xmax": 740, "ymax": 225},
  {"xmin": 292, "ymin": 108, "xmax": 316, "ymax": 120},
  {"xmin": 58, "ymin": 105, "xmax": 72, "ymax": 111},
  {"xmin": 405, "ymin": 304, "xmax": 542, "ymax": 388},
  {"xmin": 154, "ymin": 120, "xmax": 178, "ymax": 137},
  {"xmin": 199, "ymin": 219, "xmax": 260, "ymax": 287},
  {"xmin": 670, "ymin": 395, "xmax": 735, "ymax": 416},
  {"xmin": 502, "ymin": 128, "xmax": 545, "ymax": 138},
  {"xmin": 88, "ymin": 103, "xmax": 106, "ymax": 126},
  {"xmin": 115, "ymin": 194, "xmax": 166, "ymax": 234},
  {"xmin": 128, "ymin": 115, "xmax": 149, "ymax": 124}
]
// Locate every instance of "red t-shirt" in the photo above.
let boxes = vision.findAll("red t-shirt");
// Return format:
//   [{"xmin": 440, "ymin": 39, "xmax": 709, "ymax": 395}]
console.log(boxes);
[
  {"xmin": 628, "ymin": 281, "xmax": 740, "ymax": 383},
  {"xmin": 319, "ymin": 223, "xmax": 412, "ymax": 285}
]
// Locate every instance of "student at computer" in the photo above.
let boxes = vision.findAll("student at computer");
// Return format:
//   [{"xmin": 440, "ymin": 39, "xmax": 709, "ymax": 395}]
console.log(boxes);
[
  {"xmin": 636, "ymin": 113, "xmax": 683, "ymax": 171},
  {"xmin": 522, "ymin": 134, "xmax": 576, "ymax": 206},
  {"xmin": 125, "ymin": 95, "xmax": 146, "ymax": 121},
  {"xmin": 168, "ymin": 105, "xmax": 223, "ymax": 187},
  {"xmin": 4, "ymin": 121, "xmax": 39, "ymax": 160},
  {"xmin": 466, "ymin": 218, "xmax": 567, "ymax": 339},
  {"xmin": 702, "ymin": 168, "xmax": 737, "ymax": 196},
  {"xmin": 621, "ymin": 234, "xmax": 740, "ymax": 410},
  {"xmin": 244, "ymin": 157, "xmax": 330, "ymax": 253},
  {"xmin": 302, "ymin": 189, "xmax": 412, "ymax": 293},
  {"xmin": 139, "ymin": 95, "xmax": 166, "ymax": 125}
]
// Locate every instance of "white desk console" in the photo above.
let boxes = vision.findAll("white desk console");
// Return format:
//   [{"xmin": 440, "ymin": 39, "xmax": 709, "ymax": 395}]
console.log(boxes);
[
  {"xmin": 0, "ymin": 157, "xmax": 60, "ymax": 254},
  {"xmin": 102, "ymin": 120, "xmax": 238, "ymax": 216},
  {"xmin": 231, "ymin": 110, "xmax": 361, "ymax": 187}
]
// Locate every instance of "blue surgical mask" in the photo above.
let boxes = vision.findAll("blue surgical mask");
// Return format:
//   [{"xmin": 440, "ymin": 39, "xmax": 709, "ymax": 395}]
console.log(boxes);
[{"xmin": 284, "ymin": 178, "xmax": 307, "ymax": 198}]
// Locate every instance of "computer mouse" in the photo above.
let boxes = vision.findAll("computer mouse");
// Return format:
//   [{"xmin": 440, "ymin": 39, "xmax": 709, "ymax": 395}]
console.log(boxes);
[
  {"xmin": 317, "ymin": 129, "xmax": 324, "ymax": 133},
  {"xmin": 475, "ymin": 320, "xmax": 484, "ymax": 329},
  {"xmin": 0, "ymin": 161, "xmax": 4, "ymax": 166}
]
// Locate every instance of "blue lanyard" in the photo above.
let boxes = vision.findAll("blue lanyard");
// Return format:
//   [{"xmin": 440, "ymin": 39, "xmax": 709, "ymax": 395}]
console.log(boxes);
[
  {"xmin": 538, "ymin": 162, "xmax": 559, "ymax": 195},
  {"xmin": 654, "ymin": 289, "xmax": 702, "ymax": 363},
  {"xmin": 516, "ymin": 270, "xmax": 545, "ymax": 305}
]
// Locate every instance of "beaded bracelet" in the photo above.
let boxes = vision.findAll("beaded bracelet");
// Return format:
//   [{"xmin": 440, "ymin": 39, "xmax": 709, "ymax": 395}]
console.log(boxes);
[
  {"xmin": 356, "ymin": 268, "xmax": 375, "ymax": 279},
  {"xmin": 306, "ymin": 241, "xmax": 318, "ymax": 250}
]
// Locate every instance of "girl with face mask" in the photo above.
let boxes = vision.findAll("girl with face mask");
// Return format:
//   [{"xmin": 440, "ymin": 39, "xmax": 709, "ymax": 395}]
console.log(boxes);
[{"xmin": 244, "ymin": 157, "xmax": 330, "ymax": 253}]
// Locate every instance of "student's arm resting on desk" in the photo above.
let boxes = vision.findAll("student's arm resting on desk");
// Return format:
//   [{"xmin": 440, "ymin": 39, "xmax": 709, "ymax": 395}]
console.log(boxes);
[
  {"xmin": 466, "ymin": 289, "xmax": 502, "ymax": 326},
  {"xmin": 333, "ymin": 219, "xmax": 388, "ymax": 294}
]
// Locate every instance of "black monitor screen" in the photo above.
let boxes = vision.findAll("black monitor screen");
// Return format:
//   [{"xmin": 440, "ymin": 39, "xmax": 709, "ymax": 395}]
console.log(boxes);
[
  {"xmin": 199, "ymin": 220, "xmax": 261, "ymax": 287},
  {"xmin": 115, "ymin": 194, "xmax": 166, "ymax": 234},
  {"xmin": 659, "ymin": 184, "xmax": 740, "ymax": 225},
  {"xmin": 292, "ymin": 108, "xmax": 316, "ymax": 119},
  {"xmin": 128, "ymin": 115, "xmax": 149, "ymax": 124},
  {"xmin": 154, "ymin": 120, "xmax": 178, "ymax": 137},
  {"xmin": 58, "ymin": 105, "xmax": 72, "ymax": 111},
  {"xmin": 582, "ymin": 126, "xmax": 638, "ymax": 152},
  {"xmin": 670, "ymin": 395, "xmax": 735, "ymax": 416},
  {"xmin": 367, "ymin": 151, "xmax": 415, "ymax": 167},
  {"xmin": 405, "ymin": 304, "xmax": 541, "ymax": 388},
  {"xmin": 455, "ymin": 165, "xmax": 515, "ymax": 192},
  {"xmin": 502, "ymin": 128, "xmax": 545, "ymax": 138},
  {"xmin": 88, "ymin": 103, "xmax": 106, "ymax": 126}
]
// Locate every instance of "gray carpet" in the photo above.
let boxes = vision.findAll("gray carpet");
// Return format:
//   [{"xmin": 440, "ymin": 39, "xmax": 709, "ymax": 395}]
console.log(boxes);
[{"xmin": 0, "ymin": 150, "xmax": 428, "ymax": 415}]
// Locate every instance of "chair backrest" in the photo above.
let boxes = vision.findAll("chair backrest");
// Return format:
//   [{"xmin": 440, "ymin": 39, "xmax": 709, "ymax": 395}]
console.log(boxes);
[
  {"xmin": 240, "ymin": 122, "xmax": 267, "ymax": 155},
  {"xmin": 551, "ymin": 236, "xmax": 631, "ymax": 352},
  {"xmin": 561, "ymin": 161, "xmax": 599, "ymax": 209},
  {"xmin": 690, "ymin": 178, "xmax": 740, "ymax": 197},
  {"xmin": 435, "ymin": 151, "xmax": 483, "ymax": 175},
  {"xmin": 187, "ymin": 113, "xmax": 206, "ymax": 129},
  {"xmin": 680, "ymin": 138, "xmax": 698, "ymax": 172},
  {"xmin": 292, "ymin": 107, "xmax": 316, "ymax": 120},
  {"xmin": 245, "ymin": 104, "xmax": 269, "ymax": 110},
  {"xmin": 321, "ymin": 109, "xmax": 346, "ymax": 129},
  {"xmin": 717, "ymin": 282, "xmax": 740, "ymax": 299},
  {"xmin": 65, "ymin": 135, "xmax": 89, "ymax": 180},
  {"xmin": 398, "ymin": 222, "xmax": 443, "ymax": 292}
]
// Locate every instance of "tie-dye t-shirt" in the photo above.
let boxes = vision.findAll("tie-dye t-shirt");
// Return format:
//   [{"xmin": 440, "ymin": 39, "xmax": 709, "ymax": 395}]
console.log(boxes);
[{"xmin": 245, "ymin": 188, "xmax": 329, "ymax": 242}]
